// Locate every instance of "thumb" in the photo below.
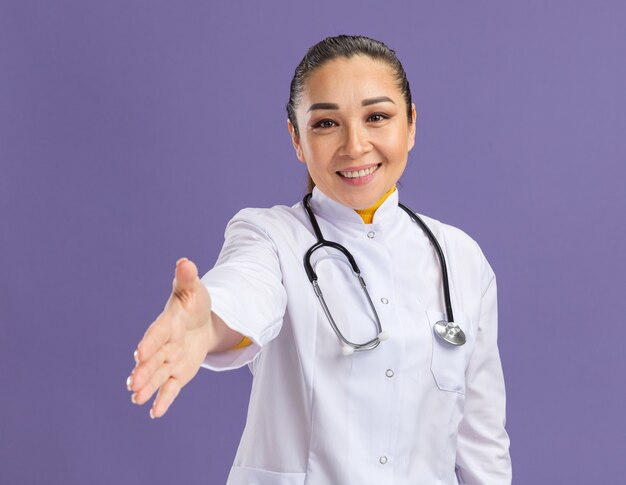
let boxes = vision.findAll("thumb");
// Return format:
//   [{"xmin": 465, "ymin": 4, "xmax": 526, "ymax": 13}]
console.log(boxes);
[{"xmin": 172, "ymin": 257, "xmax": 199, "ymax": 294}]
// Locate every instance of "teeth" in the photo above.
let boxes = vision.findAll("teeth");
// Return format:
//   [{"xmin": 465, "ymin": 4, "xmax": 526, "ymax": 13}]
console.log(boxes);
[{"xmin": 340, "ymin": 165, "xmax": 378, "ymax": 178}]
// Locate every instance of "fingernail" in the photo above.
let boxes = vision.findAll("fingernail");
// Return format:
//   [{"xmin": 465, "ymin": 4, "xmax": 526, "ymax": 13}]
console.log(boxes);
[
  {"xmin": 131, "ymin": 393, "xmax": 137, "ymax": 404},
  {"xmin": 176, "ymin": 257, "xmax": 188, "ymax": 267},
  {"xmin": 126, "ymin": 375, "xmax": 133, "ymax": 391},
  {"xmin": 149, "ymin": 408, "xmax": 156, "ymax": 419},
  {"xmin": 133, "ymin": 349, "xmax": 139, "ymax": 363}
]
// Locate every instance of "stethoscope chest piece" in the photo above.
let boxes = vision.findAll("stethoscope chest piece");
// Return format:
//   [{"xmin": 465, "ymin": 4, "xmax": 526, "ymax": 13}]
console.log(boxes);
[{"xmin": 433, "ymin": 320, "xmax": 467, "ymax": 346}]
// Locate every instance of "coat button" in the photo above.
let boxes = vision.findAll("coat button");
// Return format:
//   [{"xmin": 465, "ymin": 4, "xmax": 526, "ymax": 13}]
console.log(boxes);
[
  {"xmin": 367, "ymin": 231, "xmax": 375, "ymax": 238},
  {"xmin": 381, "ymin": 297, "xmax": 389, "ymax": 304},
  {"xmin": 379, "ymin": 456, "xmax": 388, "ymax": 464},
  {"xmin": 385, "ymin": 369, "xmax": 394, "ymax": 378}
]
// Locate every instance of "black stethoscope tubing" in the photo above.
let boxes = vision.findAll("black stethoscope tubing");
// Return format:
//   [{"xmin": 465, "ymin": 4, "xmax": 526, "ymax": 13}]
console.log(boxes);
[
  {"xmin": 302, "ymin": 192, "xmax": 465, "ymax": 351},
  {"xmin": 396, "ymin": 203, "xmax": 454, "ymax": 324}
]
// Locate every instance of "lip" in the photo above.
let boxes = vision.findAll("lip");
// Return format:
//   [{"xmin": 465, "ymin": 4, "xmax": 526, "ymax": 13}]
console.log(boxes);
[
  {"xmin": 336, "ymin": 162, "xmax": 381, "ymax": 173},
  {"xmin": 337, "ymin": 163, "xmax": 381, "ymax": 186}
]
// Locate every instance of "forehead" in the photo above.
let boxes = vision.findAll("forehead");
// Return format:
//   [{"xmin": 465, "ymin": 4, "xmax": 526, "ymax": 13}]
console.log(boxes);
[{"xmin": 300, "ymin": 55, "xmax": 400, "ymax": 104}]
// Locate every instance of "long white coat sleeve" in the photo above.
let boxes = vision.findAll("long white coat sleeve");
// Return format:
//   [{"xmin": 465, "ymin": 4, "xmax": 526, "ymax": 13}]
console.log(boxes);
[
  {"xmin": 200, "ymin": 210, "xmax": 288, "ymax": 371},
  {"xmin": 455, "ymin": 259, "xmax": 512, "ymax": 484}
]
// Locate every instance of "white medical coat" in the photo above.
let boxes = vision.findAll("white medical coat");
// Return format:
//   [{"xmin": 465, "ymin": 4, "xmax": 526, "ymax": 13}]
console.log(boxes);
[{"xmin": 201, "ymin": 187, "xmax": 511, "ymax": 485}]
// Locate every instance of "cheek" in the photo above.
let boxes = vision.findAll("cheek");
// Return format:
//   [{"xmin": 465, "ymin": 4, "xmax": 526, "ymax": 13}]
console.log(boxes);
[
  {"xmin": 303, "ymin": 142, "xmax": 332, "ymax": 168},
  {"xmin": 386, "ymin": 133, "xmax": 410, "ymax": 159}
]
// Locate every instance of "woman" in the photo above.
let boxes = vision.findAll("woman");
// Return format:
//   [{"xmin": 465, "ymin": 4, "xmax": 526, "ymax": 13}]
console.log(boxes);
[{"xmin": 127, "ymin": 35, "xmax": 512, "ymax": 484}]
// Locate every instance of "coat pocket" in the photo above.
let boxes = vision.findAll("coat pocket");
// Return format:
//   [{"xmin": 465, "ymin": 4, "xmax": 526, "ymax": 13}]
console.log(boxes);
[
  {"xmin": 227, "ymin": 466, "xmax": 306, "ymax": 485},
  {"xmin": 426, "ymin": 310, "xmax": 473, "ymax": 394}
]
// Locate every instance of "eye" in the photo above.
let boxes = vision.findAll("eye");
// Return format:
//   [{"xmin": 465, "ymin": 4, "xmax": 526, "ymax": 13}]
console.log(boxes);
[
  {"xmin": 368, "ymin": 113, "xmax": 389, "ymax": 123},
  {"xmin": 312, "ymin": 119, "xmax": 337, "ymax": 129}
]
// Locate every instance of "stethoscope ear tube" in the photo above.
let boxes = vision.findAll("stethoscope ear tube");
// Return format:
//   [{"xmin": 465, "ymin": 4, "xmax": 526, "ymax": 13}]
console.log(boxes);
[
  {"xmin": 303, "ymin": 193, "xmax": 325, "ymax": 242},
  {"xmin": 397, "ymin": 204, "xmax": 455, "ymax": 325}
]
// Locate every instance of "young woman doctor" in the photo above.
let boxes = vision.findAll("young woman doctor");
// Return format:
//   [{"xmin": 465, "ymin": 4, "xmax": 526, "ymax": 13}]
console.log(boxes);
[{"xmin": 126, "ymin": 35, "xmax": 512, "ymax": 484}]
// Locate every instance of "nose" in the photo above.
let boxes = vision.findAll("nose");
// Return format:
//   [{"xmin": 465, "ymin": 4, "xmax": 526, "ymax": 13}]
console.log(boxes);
[{"xmin": 340, "ymin": 124, "xmax": 372, "ymax": 159}]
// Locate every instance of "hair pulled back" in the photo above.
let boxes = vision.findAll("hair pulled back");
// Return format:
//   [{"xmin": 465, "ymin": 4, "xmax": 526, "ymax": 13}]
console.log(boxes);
[{"xmin": 286, "ymin": 35, "xmax": 413, "ymax": 139}]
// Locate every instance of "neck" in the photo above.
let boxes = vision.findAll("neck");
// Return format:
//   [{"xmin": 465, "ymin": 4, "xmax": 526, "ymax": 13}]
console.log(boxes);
[{"xmin": 354, "ymin": 186, "xmax": 396, "ymax": 224}]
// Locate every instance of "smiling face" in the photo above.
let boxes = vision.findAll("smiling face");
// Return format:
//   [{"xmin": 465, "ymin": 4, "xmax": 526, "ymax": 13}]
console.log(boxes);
[{"xmin": 288, "ymin": 55, "xmax": 416, "ymax": 210}]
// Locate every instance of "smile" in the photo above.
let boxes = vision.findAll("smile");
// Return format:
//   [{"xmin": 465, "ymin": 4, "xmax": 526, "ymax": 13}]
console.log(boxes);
[{"xmin": 337, "ymin": 164, "xmax": 381, "ymax": 179}]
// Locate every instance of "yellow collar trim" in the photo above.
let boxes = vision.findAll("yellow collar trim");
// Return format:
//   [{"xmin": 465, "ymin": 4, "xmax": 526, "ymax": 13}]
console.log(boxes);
[{"xmin": 354, "ymin": 186, "xmax": 396, "ymax": 224}]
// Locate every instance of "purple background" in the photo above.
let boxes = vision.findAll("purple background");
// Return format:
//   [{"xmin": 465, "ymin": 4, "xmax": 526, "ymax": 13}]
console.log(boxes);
[{"xmin": 1, "ymin": 1, "xmax": 625, "ymax": 484}]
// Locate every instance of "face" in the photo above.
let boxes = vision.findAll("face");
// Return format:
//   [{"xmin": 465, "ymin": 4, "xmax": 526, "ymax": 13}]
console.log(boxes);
[{"xmin": 288, "ymin": 55, "xmax": 416, "ymax": 210}]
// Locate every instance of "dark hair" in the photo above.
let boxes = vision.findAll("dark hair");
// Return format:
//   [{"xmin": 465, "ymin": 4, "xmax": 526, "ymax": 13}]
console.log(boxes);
[{"xmin": 286, "ymin": 35, "xmax": 413, "ymax": 192}]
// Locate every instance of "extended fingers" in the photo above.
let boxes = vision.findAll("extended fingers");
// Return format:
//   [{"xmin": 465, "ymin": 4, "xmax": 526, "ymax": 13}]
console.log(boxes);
[
  {"xmin": 151, "ymin": 377, "xmax": 182, "ymax": 418},
  {"xmin": 131, "ymin": 361, "xmax": 172, "ymax": 406},
  {"xmin": 128, "ymin": 344, "xmax": 168, "ymax": 394}
]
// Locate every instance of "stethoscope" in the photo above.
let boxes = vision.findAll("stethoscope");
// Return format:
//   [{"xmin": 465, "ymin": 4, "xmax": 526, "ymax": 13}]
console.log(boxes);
[{"xmin": 302, "ymin": 193, "xmax": 466, "ymax": 356}]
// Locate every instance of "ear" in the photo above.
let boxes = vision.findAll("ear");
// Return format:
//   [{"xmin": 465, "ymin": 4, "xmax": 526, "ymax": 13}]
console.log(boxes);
[
  {"xmin": 287, "ymin": 119, "xmax": 306, "ymax": 163},
  {"xmin": 407, "ymin": 103, "xmax": 417, "ymax": 152}
]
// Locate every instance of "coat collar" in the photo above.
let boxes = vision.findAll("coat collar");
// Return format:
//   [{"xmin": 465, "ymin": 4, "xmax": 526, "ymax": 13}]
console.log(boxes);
[{"xmin": 309, "ymin": 186, "xmax": 401, "ymax": 229}]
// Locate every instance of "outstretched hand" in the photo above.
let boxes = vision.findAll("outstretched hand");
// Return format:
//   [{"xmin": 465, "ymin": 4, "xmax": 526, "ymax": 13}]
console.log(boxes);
[{"xmin": 127, "ymin": 258, "xmax": 213, "ymax": 419}]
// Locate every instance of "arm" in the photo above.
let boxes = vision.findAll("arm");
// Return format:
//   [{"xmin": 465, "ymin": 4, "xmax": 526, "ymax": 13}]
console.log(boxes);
[
  {"xmin": 455, "ymin": 265, "xmax": 512, "ymax": 484},
  {"xmin": 128, "ymin": 212, "xmax": 286, "ymax": 417},
  {"xmin": 206, "ymin": 311, "xmax": 248, "ymax": 353}
]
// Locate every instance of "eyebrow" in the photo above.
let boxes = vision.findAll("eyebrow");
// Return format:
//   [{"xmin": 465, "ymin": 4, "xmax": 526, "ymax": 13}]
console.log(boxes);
[
  {"xmin": 307, "ymin": 102, "xmax": 339, "ymax": 112},
  {"xmin": 307, "ymin": 96, "xmax": 395, "ymax": 112},
  {"xmin": 362, "ymin": 96, "xmax": 395, "ymax": 107}
]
